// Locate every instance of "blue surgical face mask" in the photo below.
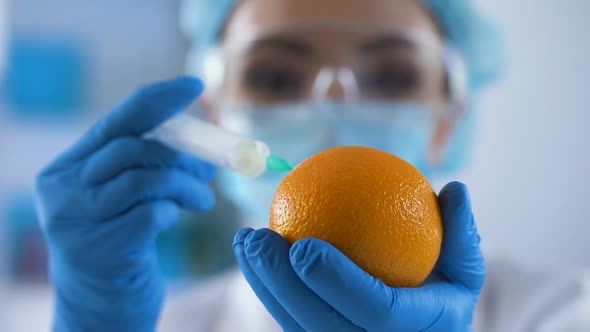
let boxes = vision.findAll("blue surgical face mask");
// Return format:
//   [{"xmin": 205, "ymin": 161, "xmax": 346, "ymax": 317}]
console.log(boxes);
[{"xmin": 216, "ymin": 101, "xmax": 437, "ymax": 226}]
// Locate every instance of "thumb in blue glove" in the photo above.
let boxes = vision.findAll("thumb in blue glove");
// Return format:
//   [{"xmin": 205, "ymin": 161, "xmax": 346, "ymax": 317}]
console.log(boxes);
[
  {"xmin": 35, "ymin": 77, "xmax": 217, "ymax": 332},
  {"xmin": 233, "ymin": 181, "xmax": 484, "ymax": 332}
]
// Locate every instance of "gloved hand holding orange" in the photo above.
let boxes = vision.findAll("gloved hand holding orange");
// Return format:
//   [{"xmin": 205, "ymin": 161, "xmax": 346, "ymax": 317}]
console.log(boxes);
[{"xmin": 233, "ymin": 146, "xmax": 484, "ymax": 331}]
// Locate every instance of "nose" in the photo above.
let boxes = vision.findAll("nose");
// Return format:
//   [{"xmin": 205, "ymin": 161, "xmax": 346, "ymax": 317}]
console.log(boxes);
[
  {"xmin": 326, "ymin": 79, "xmax": 347, "ymax": 101},
  {"xmin": 311, "ymin": 68, "xmax": 358, "ymax": 102}
]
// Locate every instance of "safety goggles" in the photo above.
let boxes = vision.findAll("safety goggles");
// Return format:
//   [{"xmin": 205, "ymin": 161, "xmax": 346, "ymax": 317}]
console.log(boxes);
[{"xmin": 199, "ymin": 20, "xmax": 467, "ymax": 113}]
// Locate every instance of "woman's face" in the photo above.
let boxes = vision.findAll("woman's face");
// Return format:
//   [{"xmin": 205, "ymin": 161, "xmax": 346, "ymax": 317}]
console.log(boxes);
[
  {"xmin": 221, "ymin": 0, "xmax": 447, "ymax": 109},
  {"xmin": 214, "ymin": 0, "xmax": 455, "ymax": 164}
]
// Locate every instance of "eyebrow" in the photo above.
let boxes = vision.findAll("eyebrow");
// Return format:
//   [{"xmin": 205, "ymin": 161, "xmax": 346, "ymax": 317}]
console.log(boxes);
[
  {"xmin": 356, "ymin": 35, "xmax": 417, "ymax": 54},
  {"xmin": 246, "ymin": 36, "xmax": 314, "ymax": 57}
]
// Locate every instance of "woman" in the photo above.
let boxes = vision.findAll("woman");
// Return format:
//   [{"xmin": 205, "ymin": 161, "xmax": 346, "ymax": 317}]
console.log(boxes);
[{"xmin": 35, "ymin": 0, "xmax": 590, "ymax": 331}]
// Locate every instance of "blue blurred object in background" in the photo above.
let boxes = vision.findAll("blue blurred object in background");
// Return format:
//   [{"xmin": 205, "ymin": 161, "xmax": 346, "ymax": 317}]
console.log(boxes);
[
  {"xmin": 157, "ymin": 223, "xmax": 191, "ymax": 279},
  {"xmin": 3, "ymin": 35, "xmax": 89, "ymax": 116},
  {"xmin": 4, "ymin": 192, "xmax": 47, "ymax": 282}
]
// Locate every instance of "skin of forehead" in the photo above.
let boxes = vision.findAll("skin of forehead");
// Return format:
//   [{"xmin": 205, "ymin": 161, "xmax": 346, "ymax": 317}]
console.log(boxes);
[{"xmin": 225, "ymin": 0, "xmax": 441, "ymax": 43}]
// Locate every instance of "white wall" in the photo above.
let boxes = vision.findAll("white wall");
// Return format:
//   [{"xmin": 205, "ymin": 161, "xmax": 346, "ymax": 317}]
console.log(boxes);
[
  {"xmin": 458, "ymin": 0, "xmax": 590, "ymax": 267},
  {"xmin": 0, "ymin": 0, "xmax": 189, "ymax": 279},
  {"xmin": 0, "ymin": 0, "xmax": 7, "ymax": 76},
  {"xmin": 9, "ymin": 0, "xmax": 188, "ymax": 110},
  {"xmin": 1, "ymin": 0, "xmax": 190, "ymax": 189}
]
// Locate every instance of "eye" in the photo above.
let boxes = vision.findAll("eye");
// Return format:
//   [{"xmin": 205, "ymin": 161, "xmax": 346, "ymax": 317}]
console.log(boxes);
[
  {"xmin": 359, "ymin": 65, "xmax": 420, "ymax": 99},
  {"xmin": 242, "ymin": 64, "xmax": 305, "ymax": 101}
]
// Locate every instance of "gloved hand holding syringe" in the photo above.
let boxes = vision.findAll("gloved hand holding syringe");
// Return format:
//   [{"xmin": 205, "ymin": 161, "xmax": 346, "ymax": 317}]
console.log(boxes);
[{"xmin": 145, "ymin": 113, "xmax": 294, "ymax": 177}]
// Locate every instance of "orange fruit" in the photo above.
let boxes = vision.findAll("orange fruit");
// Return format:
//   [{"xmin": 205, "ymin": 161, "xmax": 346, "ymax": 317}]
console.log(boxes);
[{"xmin": 269, "ymin": 146, "xmax": 443, "ymax": 287}]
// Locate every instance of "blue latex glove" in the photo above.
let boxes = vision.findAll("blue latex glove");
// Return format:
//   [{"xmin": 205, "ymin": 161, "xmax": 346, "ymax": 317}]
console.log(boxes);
[
  {"xmin": 233, "ymin": 182, "xmax": 484, "ymax": 332},
  {"xmin": 35, "ymin": 77, "xmax": 217, "ymax": 331}
]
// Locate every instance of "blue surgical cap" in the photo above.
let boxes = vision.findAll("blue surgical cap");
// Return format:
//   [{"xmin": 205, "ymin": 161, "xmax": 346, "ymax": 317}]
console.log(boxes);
[{"xmin": 180, "ymin": 0, "xmax": 504, "ymax": 92}]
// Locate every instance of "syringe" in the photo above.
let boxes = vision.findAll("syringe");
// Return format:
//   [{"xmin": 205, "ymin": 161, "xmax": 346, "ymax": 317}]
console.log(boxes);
[{"xmin": 145, "ymin": 113, "xmax": 293, "ymax": 177}]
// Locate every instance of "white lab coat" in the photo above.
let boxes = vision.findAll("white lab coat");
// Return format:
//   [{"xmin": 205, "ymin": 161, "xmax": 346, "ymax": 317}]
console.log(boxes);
[{"xmin": 159, "ymin": 259, "xmax": 590, "ymax": 332}]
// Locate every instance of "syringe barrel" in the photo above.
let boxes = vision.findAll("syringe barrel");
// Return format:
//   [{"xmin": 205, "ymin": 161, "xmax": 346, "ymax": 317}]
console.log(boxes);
[{"xmin": 146, "ymin": 113, "xmax": 270, "ymax": 177}]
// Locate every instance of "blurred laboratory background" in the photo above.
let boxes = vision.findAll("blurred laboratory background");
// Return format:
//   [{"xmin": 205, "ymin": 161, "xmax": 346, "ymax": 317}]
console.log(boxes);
[{"xmin": 0, "ymin": 0, "xmax": 588, "ymax": 330}]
